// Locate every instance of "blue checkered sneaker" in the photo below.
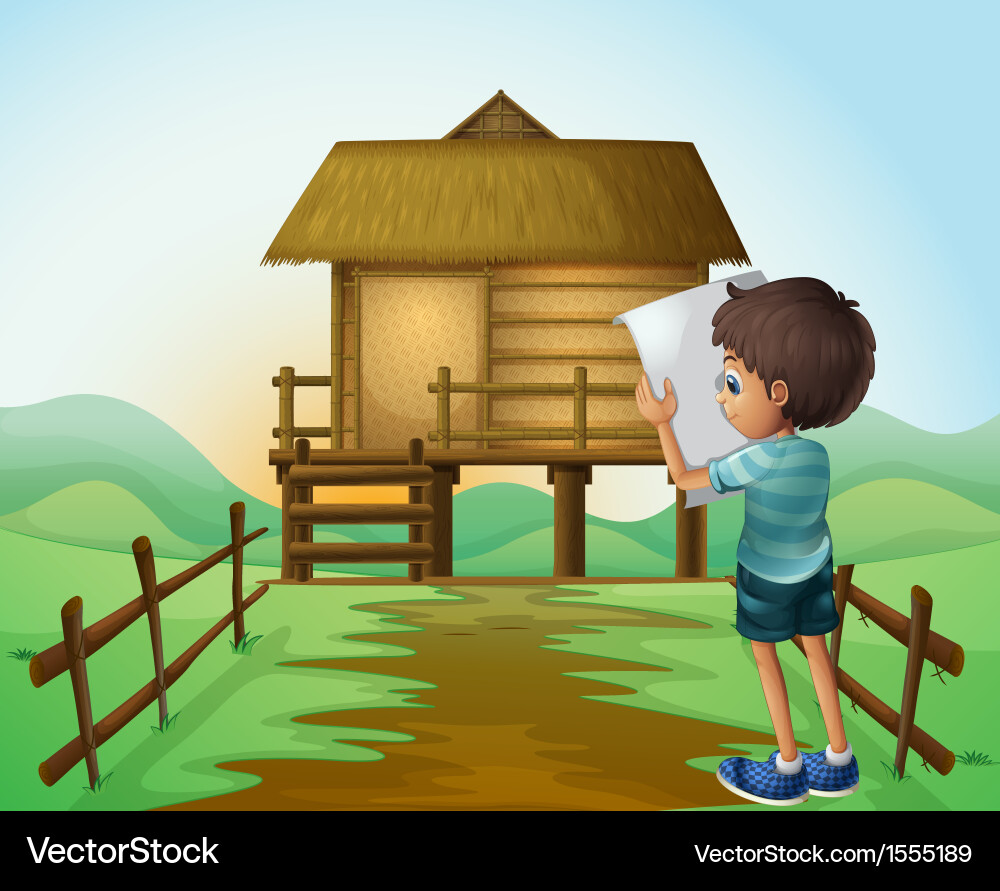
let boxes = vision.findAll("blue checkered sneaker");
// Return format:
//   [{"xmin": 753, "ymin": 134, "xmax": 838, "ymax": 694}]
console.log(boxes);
[
  {"xmin": 802, "ymin": 750, "xmax": 860, "ymax": 796},
  {"xmin": 716, "ymin": 751, "xmax": 809, "ymax": 806}
]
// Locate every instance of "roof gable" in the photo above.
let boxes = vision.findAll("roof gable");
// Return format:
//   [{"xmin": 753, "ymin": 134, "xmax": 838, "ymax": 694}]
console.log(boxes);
[{"xmin": 443, "ymin": 90, "xmax": 557, "ymax": 139}]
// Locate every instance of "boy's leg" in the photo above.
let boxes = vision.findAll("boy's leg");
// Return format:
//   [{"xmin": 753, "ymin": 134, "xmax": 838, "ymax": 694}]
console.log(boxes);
[
  {"xmin": 801, "ymin": 634, "xmax": 847, "ymax": 753},
  {"xmin": 750, "ymin": 640, "xmax": 798, "ymax": 763}
]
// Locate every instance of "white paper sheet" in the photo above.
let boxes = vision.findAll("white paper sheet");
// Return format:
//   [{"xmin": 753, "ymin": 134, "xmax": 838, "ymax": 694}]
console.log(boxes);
[{"xmin": 613, "ymin": 270, "xmax": 773, "ymax": 508}]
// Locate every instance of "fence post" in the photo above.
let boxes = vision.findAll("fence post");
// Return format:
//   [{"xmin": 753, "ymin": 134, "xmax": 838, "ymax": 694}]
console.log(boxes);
[
  {"xmin": 574, "ymin": 366, "xmax": 587, "ymax": 450},
  {"xmin": 133, "ymin": 536, "xmax": 167, "ymax": 726},
  {"xmin": 294, "ymin": 439, "xmax": 312, "ymax": 582},
  {"xmin": 437, "ymin": 367, "xmax": 451, "ymax": 449},
  {"xmin": 830, "ymin": 564, "xmax": 854, "ymax": 671},
  {"xmin": 230, "ymin": 502, "xmax": 246, "ymax": 647},
  {"xmin": 896, "ymin": 585, "xmax": 933, "ymax": 776},
  {"xmin": 278, "ymin": 366, "xmax": 295, "ymax": 449},
  {"xmin": 408, "ymin": 438, "xmax": 425, "ymax": 582},
  {"xmin": 60, "ymin": 597, "xmax": 99, "ymax": 789}
]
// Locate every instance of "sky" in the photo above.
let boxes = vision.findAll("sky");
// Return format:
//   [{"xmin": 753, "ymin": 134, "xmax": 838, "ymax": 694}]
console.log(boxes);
[{"xmin": 1, "ymin": 0, "xmax": 996, "ymax": 519}]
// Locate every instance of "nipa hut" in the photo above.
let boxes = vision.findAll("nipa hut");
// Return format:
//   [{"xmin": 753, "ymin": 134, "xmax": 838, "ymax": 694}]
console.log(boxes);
[{"xmin": 263, "ymin": 90, "xmax": 749, "ymax": 453}]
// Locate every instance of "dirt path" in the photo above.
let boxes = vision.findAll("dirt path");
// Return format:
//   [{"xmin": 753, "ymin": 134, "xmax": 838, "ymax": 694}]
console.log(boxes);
[{"xmin": 163, "ymin": 585, "xmax": 778, "ymax": 811}]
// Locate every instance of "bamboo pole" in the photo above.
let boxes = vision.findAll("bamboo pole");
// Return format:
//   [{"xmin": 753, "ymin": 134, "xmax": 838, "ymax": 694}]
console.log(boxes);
[
  {"xmin": 272, "ymin": 426, "xmax": 335, "ymax": 438},
  {"xmin": 332, "ymin": 261, "xmax": 344, "ymax": 448},
  {"xmin": 490, "ymin": 352, "xmax": 636, "ymax": 361},
  {"xmin": 60, "ymin": 597, "xmax": 99, "ymax": 789},
  {"xmin": 437, "ymin": 366, "xmax": 451, "ymax": 449},
  {"xmin": 696, "ymin": 260, "xmax": 709, "ymax": 287},
  {"xmin": 429, "ymin": 381, "xmax": 634, "ymax": 395},
  {"xmin": 574, "ymin": 366, "xmax": 586, "ymax": 450},
  {"xmin": 270, "ymin": 448, "xmax": 667, "ymax": 468},
  {"xmin": 408, "ymin": 438, "xmax": 425, "ymax": 582},
  {"xmin": 272, "ymin": 375, "xmax": 332, "ymax": 387},
  {"xmin": 293, "ymin": 439, "xmax": 311, "ymax": 582},
  {"xmin": 483, "ymin": 267, "xmax": 491, "ymax": 450},
  {"xmin": 278, "ymin": 366, "xmax": 294, "ymax": 449},
  {"xmin": 830, "ymin": 563, "xmax": 854, "ymax": 671},
  {"xmin": 489, "ymin": 281, "xmax": 697, "ymax": 289},
  {"xmin": 281, "ymin": 465, "xmax": 292, "ymax": 579},
  {"xmin": 428, "ymin": 427, "xmax": 655, "ymax": 441},
  {"xmin": 354, "ymin": 268, "xmax": 362, "ymax": 448},
  {"xmin": 133, "ymin": 536, "xmax": 167, "ymax": 726},
  {"xmin": 896, "ymin": 586, "xmax": 933, "ymax": 776},
  {"xmin": 489, "ymin": 317, "xmax": 620, "ymax": 324},
  {"xmin": 230, "ymin": 503, "xmax": 246, "ymax": 648}
]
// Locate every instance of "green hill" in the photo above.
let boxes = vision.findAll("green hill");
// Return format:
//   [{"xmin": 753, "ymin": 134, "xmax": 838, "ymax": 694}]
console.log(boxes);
[{"xmin": 3, "ymin": 395, "xmax": 999, "ymax": 577}]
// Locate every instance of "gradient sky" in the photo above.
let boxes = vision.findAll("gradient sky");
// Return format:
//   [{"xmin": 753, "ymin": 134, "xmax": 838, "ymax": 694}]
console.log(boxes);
[{"xmin": 1, "ymin": 1, "xmax": 996, "ymax": 517}]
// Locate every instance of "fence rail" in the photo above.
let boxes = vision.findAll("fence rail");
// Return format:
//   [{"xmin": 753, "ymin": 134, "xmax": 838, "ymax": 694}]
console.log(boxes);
[
  {"xmin": 428, "ymin": 365, "xmax": 653, "ymax": 449},
  {"xmin": 29, "ymin": 503, "xmax": 268, "ymax": 788},
  {"xmin": 728, "ymin": 564, "xmax": 964, "ymax": 776},
  {"xmin": 284, "ymin": 438, "xmax": 433, "ymax": 582}
]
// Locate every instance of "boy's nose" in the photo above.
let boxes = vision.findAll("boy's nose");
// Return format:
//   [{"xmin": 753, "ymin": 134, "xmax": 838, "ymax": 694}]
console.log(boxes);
[{"xmin": 716, "ymin": 391, "xmax": 726, "ymax": 404}]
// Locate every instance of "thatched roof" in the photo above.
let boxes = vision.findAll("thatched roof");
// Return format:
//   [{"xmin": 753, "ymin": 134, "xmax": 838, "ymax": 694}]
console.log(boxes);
[{"xmin": 262, "ymin": 139, "xmax": 749, "ymax": 267}]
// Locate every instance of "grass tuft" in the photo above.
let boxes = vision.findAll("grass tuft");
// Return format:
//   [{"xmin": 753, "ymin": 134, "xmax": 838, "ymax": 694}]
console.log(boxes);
[
  {"xmin": 7, "ymin": 648, "xmax": 38, "ymax": 662},
  {"xmin": 83, "ymin": 772, "xmax": 114, "ymax": 794},
  {"xmin": 880, "ymin": 761, "xmax": 912, "ymax": 784},
  {"xmin": 230, "ymin": 632, "xmax": 263, "ymax": 655},
  {"xmin": 956, "ymin": 750, "xmax": 995, "ymax": 767},
  {"xmin": 150, "ymin": 712, "xmax": 181, "ymax": 734}
]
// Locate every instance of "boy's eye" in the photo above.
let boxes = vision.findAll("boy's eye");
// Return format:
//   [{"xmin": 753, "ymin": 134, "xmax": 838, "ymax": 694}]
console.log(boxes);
[{"xmin": 725, "ymin": 371, "xmax": 742, "ymax": 395}]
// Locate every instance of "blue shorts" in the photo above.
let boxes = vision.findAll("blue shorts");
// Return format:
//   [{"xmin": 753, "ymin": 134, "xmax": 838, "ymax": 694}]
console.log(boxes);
[{"xmin": 735, "ymin": 557, "xmax": 839, "ymax": 643}]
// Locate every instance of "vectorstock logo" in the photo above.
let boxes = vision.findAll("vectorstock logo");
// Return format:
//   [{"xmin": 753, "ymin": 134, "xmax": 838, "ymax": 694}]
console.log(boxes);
[{"xmin": 26, "ymin": 836, "xmax": 220, "ymax": 865}]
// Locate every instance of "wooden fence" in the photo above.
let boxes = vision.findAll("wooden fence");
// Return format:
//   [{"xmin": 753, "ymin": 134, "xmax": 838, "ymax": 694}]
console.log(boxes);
[
  {"xmin": 728, "ymin": 564, "xmax": 964, "ymax": 776},
  {"xmin": 285, "ymin": 438, "xmax": 434, "ymax": 582},
  {"xmin": 29, "ymin": 503, "xmax": 268, "ymax": 789},
  {"xmin": 427, "ymin": 365, "xmax": 655, "ymax": 448}
]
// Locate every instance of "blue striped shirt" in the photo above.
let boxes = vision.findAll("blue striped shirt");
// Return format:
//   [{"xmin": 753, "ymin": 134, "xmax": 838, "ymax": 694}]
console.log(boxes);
[{"xmin": 708, "ymin": 435, "xmax": 832, "ymax": 583}]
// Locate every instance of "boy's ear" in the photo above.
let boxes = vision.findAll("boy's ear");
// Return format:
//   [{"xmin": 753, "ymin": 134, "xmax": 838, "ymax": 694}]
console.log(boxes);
[{"xmin": 770, "ymin": 380, "xmax": 789, "ymax": 407}]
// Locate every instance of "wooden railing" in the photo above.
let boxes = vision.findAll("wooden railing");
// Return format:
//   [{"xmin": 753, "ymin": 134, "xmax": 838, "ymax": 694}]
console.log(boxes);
[
  {"xmin": 427, "ymin": 365, "xmax": 655, "ymax": 448},
  {"xmin": 29, "ymin": 504, "xmax": 268, "ymax": 788}
]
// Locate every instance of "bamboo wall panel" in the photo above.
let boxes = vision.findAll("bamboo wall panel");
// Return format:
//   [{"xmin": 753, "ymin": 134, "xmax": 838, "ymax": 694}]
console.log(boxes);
[
  {"xmin": 361, "ymin": 277, "xmax": 482, "ymax": 449},
  {"xmin": 483, "ymin": 264, "xmax": 694, "ymax": 449}
]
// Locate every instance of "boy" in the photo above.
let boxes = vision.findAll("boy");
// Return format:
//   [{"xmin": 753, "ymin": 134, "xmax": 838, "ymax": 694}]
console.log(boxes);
[{"xmin": 635, "ymin": 277, "xmax": 876, "ymax": 805}]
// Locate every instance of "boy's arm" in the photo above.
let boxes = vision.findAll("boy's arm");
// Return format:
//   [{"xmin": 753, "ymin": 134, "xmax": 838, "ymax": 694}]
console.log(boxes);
[
  {"xmin": 635, "ymin": 374, "xmax": 712, "ymax": 491},
  {"xmin": 655, "ymin": 421, "xmax": 712, "ymax": 491}
]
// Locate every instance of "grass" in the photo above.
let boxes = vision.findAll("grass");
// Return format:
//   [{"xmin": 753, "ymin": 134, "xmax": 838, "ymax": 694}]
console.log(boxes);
[
  {"xmin": 956, "ymin": 750, "xmax": 995, "ymax": 767},
  {"xmin": 881, "ymin": 761, "xmax": 912, "ymax": 784},
  {"xmin": 6, "ymin": 647, "xmax": 37, "ymax": 661},
  {"xmin": 230, "ymin": 632, "xmax": 263, "ymax": 655},
  {"xmin": 82, "ymin": 772, "xmax": 114, "ymax": 794},
  {"xmin": 150, "ymin": 712, "xmax": 181, "ymax": 734},
  {"xmin": 0, "ymin": 527, "xmax": 994, "ymax": 812}
]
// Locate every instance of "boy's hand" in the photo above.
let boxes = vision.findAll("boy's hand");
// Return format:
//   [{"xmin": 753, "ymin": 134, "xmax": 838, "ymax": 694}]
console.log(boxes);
[{"xmin": 635, "ymin": 374, "xmax": 677, "ymax": 426}]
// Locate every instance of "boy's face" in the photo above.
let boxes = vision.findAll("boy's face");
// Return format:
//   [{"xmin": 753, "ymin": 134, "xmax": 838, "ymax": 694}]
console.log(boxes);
[{"xmin": 716, "ymin": 351, "xmax": 790, "ymax": 439}]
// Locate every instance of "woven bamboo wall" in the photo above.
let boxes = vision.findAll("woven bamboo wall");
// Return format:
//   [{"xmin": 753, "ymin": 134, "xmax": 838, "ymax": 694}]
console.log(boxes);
[
  {"xmin": 488, "ymin": 263, "xmax": 695, "ymax": 449},
  {"xmin": 359, "ymin": 274, "xmax": 482, "ymax": 449}
]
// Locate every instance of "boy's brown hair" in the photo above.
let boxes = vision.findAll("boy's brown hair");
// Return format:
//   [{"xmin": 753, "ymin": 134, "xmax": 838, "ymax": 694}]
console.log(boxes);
[{"xmin": 712, "ymin": 277, "xmax": 876, "ymax": 429}]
